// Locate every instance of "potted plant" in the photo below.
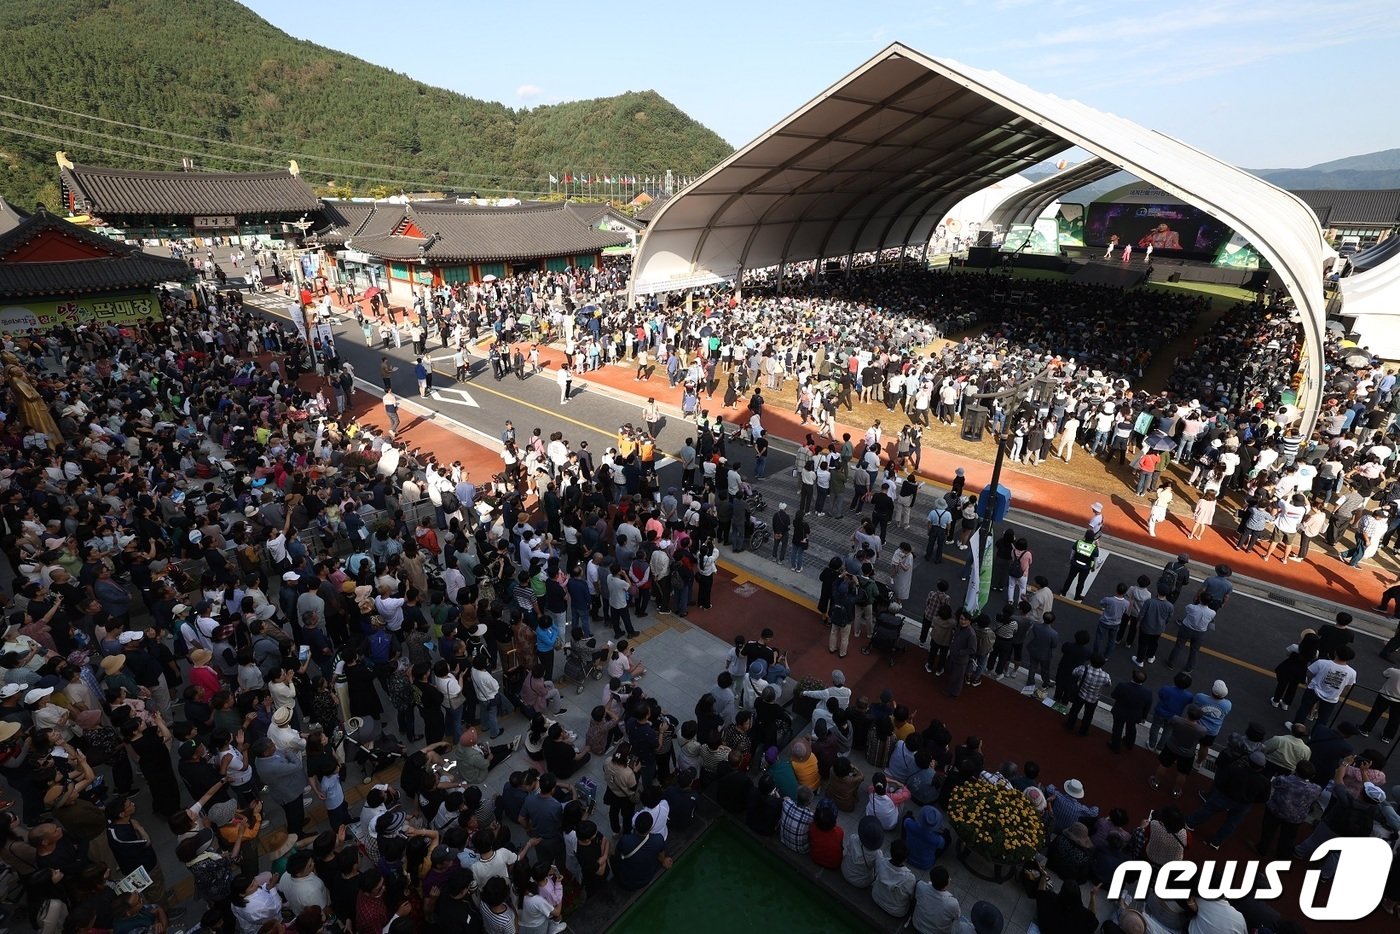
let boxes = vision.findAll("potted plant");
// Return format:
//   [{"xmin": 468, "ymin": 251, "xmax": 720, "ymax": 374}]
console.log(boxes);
[{"xmin": 947, "ymin": 778, "xmax": 1046, "ymax": 883}]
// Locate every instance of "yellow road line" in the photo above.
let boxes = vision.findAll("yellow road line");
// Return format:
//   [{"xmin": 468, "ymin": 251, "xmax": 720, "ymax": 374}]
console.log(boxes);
[
  {"xmin": 431, "ymin": 364, "xmax": 623, "ymax": 442},
  {"xmin": 721, "ymin": 559, "xmax": 819, "ymax": 612}
]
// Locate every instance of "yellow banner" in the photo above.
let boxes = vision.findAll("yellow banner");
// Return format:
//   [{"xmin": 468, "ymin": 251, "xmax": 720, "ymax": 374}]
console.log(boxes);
[{"xmin": 0, "ymin": 293, "xmax": 164, "ymax": 331}]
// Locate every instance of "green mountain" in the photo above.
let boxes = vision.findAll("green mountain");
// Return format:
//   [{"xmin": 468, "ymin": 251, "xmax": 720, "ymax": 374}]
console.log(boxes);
[
  {"xmin": 0, "ymin": 0, "xmax": 733, "ymax": 210},
  {"xmin": 1251, "ymin": 148, "xmax": 1400, "ymax": 190}
]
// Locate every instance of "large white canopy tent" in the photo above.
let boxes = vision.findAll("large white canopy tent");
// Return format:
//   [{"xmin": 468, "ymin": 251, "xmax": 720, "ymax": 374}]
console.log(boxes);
[
  {"xmin": 630, "ymin": 42, "xmax": 1331, "ymax": 435},
  {"xmin": 985, "ymin": 156, "xmax": 1118, "ymax": 231}
]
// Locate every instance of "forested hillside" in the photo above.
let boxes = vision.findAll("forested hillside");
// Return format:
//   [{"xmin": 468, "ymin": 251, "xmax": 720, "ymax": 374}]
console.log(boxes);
[{"xmin": 0, "ymin": 0, "xmax": 733, "ymax": 209}]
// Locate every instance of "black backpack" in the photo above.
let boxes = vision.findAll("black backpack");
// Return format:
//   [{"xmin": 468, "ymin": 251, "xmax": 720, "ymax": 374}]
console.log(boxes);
[
  {"xmin": 1326, "ymin": 792, "xmax": 1378, "ymax": 836},
  {"xmin": 1157, "ymin": 564, "xmax": 1179, "ymax": 597}
]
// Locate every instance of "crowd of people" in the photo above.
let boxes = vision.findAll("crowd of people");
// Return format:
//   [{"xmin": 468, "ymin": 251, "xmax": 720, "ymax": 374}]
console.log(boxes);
[
  {"xmin": 511, "ymin": 263, "xmax": 1397, "ymax": 588},
  {"xmin": 0, "ymin": 235, "xmax": 1394, "ymax": 934}
]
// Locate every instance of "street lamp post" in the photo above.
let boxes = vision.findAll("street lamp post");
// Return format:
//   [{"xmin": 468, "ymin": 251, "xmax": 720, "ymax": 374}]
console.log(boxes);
[
  {"xmin": 960, "ymin": 366, "xmax": 1057, "ymax": 612},
  {"xmin": 286, "ymin": 216, "xmax": 316, "ymax": 368}
]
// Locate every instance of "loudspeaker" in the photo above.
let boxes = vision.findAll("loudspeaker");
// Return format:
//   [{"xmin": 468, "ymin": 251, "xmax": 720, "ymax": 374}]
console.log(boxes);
[
  {"xmin": 1167, "ymin": 272, "xmax": 1181, "ymax": 283},
  {"xmin": 976, "ymin": 230, "xmax": 994, "ymax": 247}
]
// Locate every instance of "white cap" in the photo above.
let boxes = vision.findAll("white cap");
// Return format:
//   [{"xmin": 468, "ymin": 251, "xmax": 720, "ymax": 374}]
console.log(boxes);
[
  {"xmin": 1091, "ymin": 503, "xmax": 1103, "ymax": 513},
  {"xmin": 1212, "ymin": 680, "xmax": 1228, "ymax": 698},
  {"xmin": 24, "ymin": 687, "xmax": 53, "ymax": 705},
  {"xmin": 118, "ymin": 631, "xmax": 144, "ymax": 645},
  {"xmin": 0, "ymin": 684, "xmax": 22, "ymax": 699},
  {"xmin": 282, "ymin": 571, "xmax": 300, "ymax": 582}
]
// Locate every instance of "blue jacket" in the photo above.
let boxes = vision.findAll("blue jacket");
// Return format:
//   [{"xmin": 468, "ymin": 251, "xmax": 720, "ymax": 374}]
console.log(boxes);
[
  {"xmin": 368, "ymin": 630, "xmax": 392, "ymax": 665},
  {"xmin": 1153, "ymin": 684, "xmax": 1193, "ymax": 720}
]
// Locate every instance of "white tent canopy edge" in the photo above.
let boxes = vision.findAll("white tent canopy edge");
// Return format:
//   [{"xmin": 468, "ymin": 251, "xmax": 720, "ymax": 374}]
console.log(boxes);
[{"xmin": 629, "ymin": 42, "xmax": 1329, "ymax": 437}]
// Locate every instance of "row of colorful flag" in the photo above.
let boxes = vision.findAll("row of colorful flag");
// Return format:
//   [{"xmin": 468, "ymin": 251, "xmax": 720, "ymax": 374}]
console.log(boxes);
[{"xmin": 545, "ymin": 174, "xmax": 698, "ymax": 188}]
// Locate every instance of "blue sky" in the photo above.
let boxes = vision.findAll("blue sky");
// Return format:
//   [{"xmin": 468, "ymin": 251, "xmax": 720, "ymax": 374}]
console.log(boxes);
[{"xmin": 242, "ymin": 0, "xmax": 1398, "ymax": 169}]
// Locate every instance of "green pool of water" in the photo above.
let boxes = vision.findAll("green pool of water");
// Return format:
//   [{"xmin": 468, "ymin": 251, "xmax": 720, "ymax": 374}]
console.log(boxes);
[{"xmin": 609, "ymin": 821, "xmax": 871, "ymax": 934}]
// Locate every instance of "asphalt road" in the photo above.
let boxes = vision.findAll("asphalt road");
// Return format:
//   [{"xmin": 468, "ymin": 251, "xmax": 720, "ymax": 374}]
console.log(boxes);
[{"xmin": 247, "ymin": 294, "xmax": 1398, "ymax": 764}]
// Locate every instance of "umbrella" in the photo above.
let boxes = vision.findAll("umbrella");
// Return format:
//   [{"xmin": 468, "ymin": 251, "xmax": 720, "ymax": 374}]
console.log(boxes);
[
  {"xmin": 481, "ymin": 274, "xmax": 498, "ymax": 283},
  {"xmin": 362, "ymin": 286, "xmax": 382, "ymax": 300},
  {"xmin": 1342, "ymin": 350, "xmax": 1372, "ymax": 367},
  {"xmin": 1325, "ymin": 320, "xmax": 1348, "ymax": 335},
  {"xmin": 1143, "ymin": 431, "xmax": 1177, "ymax": 452}
]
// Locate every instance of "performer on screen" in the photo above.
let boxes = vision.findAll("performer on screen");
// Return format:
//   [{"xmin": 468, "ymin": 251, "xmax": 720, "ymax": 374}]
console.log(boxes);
[{"xmin": 1138, "ymin": 223, "xmax": 1182, "ymax": 251}]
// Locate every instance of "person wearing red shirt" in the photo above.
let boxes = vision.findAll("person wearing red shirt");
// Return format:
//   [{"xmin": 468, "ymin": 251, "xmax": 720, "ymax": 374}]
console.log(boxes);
[{"xmin": 809, "ymin": 804, "xmax": 845, "ymax": 868}]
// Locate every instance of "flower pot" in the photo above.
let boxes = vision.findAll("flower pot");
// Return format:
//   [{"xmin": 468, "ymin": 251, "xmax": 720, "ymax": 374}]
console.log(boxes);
[{"xmin": 955, "ymin": 840, "xmax": 1016, "ymax": 884}]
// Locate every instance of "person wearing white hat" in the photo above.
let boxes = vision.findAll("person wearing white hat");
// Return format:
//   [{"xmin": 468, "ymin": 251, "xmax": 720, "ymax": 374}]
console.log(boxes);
[
  {"xmin": 924, "ymin": 497, "xmax": 952, "ymax": 564},
  {"xmin": 27, "ymin": 686, "xmax": 77, "ymax": 742},
  {"xmin": 1087, "ymin": 503, "xmax": 1104, "ymax": 541},
  {"xmin": 770, "ymin": 503, "xmax": 792, "ymax": 564},
  {"xmin": 268, "ymin": 704, "xmax": 306, "ymax": 755},
  {"xmin": 1046, "ymin": 777, "xmax": 1098, "ymax": 833},
  {"xmin": 1186, "ymin": 680, "xmax": 1233, "ymax": 768}
]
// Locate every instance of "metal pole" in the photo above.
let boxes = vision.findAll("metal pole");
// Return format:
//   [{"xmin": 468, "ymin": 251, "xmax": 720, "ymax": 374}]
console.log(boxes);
[{"xmin": 981, "ymin": 433, "xmax": 1007, "ymax": 532}]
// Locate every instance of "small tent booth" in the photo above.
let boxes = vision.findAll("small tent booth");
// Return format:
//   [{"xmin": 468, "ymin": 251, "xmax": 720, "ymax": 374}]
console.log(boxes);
[
  {"xmin": 629, "ymin": 42, "xmax": 1331, "ymax": 436},
  {"xmin": 1337, "ymin": 242, "xmax": 1400, "ymax": 358}
]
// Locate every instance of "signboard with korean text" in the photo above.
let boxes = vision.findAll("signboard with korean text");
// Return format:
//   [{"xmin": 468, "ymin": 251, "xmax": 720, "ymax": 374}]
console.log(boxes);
[
  {"xmin": 0, "ymin": 293, "xmax": 164, "ymax": 331},
  {"xmin": 193, "ymin": 215, "xmax": 237, "ymax": 229}
]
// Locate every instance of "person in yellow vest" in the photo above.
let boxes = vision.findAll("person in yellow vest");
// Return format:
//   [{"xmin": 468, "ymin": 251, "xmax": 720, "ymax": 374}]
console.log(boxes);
[{"xmin": 618, "ymin": 427, "xmax": 638, "ymax": 462}]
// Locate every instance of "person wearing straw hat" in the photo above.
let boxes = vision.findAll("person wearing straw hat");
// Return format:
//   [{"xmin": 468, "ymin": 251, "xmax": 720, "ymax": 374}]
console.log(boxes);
[
  {"xmin": 187, "ymin": 647, "xmax": 221, "ymax": 703},
  {"xmin": 99, "ymin": 653, "xmax": 127, "ymax": 679},
  {"xmin": 268, "ymin": 705, "xmax": 306, "ymax": 755}
]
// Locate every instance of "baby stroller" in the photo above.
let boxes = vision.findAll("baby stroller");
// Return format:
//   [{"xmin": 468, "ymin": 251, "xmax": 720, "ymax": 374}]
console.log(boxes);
[
  {"xmin": 561, "ymin": 636, "xmax": 606, "ymax": 694},
  {"xmin": 862, "ymin": 606, "xmax": 906, "ymax": 667},
  {"xmin": 340, "ymin": 717, "xmax": 406, "ymax": 784}
]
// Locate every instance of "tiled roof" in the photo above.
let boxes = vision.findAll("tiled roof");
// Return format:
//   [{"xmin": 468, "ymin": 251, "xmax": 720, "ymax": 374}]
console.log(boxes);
[
  {"xmin": 61, "ymin": 163, "xmax": 321, "ymax": 217},
  {"xmin": 0, "ymin": 256, "xmax": 192, "ymax": 298},
  {"xmin": 0, "ymin": 209, "xmax": 191, "ymax": 298},
  {"xmin": 1291, "ymin": 189, "xmax": 1400, "ymax": 228},
  {"xmin": 358, "ymin": 204, "xmax": 408, "ymax": 239},
  {"xmin": 634, "ymin": 193, "xmax": 671, "ymax": 223},
  {"xmin": 349, "ymin": 201, "xmax": 629, "ymax": 264},
  {"xmin": 313, "ymin": 201, "xmax": 377, "ymax": 246},
  {"xmin": 563, "ymin": 202, "xmax": 641, "ymax": 231}
]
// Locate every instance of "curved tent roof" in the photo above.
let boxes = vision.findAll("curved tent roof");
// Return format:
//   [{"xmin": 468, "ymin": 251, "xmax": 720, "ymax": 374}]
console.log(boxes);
[
  {"xmin": 985, "ymin": 157, "xmax": 1118, "ymax": 230},
  {"xmin": 1339, "ymin": 238, "xmax": 1400, "ymax": 335},
  {"xmin": 630, "ymin": 42, "xmax": 1329, "ymax": 433}
]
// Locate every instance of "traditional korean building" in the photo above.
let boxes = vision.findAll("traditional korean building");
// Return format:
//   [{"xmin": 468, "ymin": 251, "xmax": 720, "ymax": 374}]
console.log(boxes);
[
  {"xmin": 0, "ymin": 206, "xmax": 190, "ymax": 331},
  {"xmin": 315, "ymin": 200, "xmax": 630, "ymax": 299},
  {"xmin": 56, "ymin": 153, "xmax": 322, "ymax": 245}
]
